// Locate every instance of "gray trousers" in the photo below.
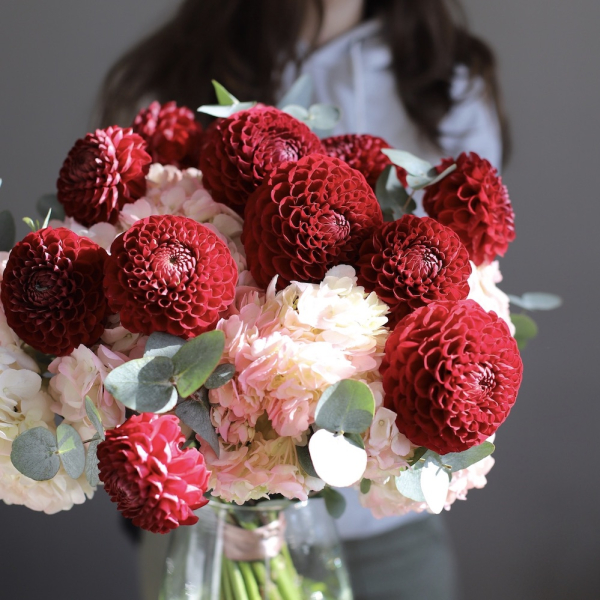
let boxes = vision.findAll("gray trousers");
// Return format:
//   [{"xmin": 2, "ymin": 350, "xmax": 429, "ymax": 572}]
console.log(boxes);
[{"xmin": 342, "ymin": 516, "xmax": 459, "ymax": 600}]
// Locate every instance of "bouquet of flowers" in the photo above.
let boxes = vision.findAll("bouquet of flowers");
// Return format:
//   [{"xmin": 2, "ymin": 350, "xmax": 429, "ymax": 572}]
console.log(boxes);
[{"xmin": 0, "ymin": 82, "xmax": 553, "ymax": 599}]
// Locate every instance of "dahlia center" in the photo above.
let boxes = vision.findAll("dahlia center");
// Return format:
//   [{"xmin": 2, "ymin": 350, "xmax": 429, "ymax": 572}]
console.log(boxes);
[
  {"xmin": 401, "ymin": 244, "xmax": 442, "ymax": 280},
  {"xmin": 318, "ymin": 211, "xmax": 351, "ymax": 242},
  {"xmin": 151, "ymin": 241, "xmax": 196, "ymax": 284},
  {"xmin": 466, "ymin": 363, "xmax": 497, "ymax": 402},
  {"xmin": 25, "ymin": 270, "xmax": 58, "ymax": 306},
  {"xmin": 267, "ymin": 141, "xmax": 299, "ymax": 164}
]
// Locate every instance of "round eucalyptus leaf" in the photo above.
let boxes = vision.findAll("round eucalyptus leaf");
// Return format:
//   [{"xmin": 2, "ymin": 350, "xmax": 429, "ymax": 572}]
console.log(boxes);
[
  {"xmin": 84, "ymin": 396, "xmax": 104, "ymax": 440},
  {"xmin": 57, "ymin": 423, "xmax": 85, "ymax": 479},
  {"xmin": 204, "ymin": 363, "xmax": 236, "ymax": 390},
  {"xmin": 104, "ymin": 355, "xmax": 178, "ymax": 413},
  {"xmin": 420, "ymin": 454, "xmax": 450, "ymax": 514},
  {"xmin": 395, "ymin": 468, "xmax": 426, "ymax": 503},
  {"xmin": 360, "ymin": 478, "xmax": 372, "ymax": 494},
  {"xmin": 11, "ymin": 427, "xmax": 60, "ymax": 481},
  {"xmin": 277, "ymin": 74, "xmax": 313, "ymax": 110},
  {"xmin": 309, "ymin": 429, "xmax": 367, "ymax": 487},
  {"xmin": 296, "ymin": 444, "xmax": 318, "ymax": 479},
  {"xmin": 282, "ymin": 104, "xmax": 309, "ymax": 122},
  {"xmin": 441, "ymin": 441, "xmax": 495, "ymax": 473},
  {"xmin": 314, "ymin": 379, "xmax": 375, "ymax": 434},
  {"xmin": 175, "ymin": 398, "xmax": 220, "ymax": 457},
  {"xmin": 322, "ymin": 487, "xmax": 347, "ymax": 519},
  {"xmin": 381, "ymin": 149, "xmax": 433, "ymax": 176},
  {"xmin": 85, "ymin": 439, "xmax": 101, "ymax": 487},
  {"xmin": 509, "ymin": 292, "xmax": 563, "ymax": 311},
  {"xmin": 144, "ymin": 332, "xmax": 185, "ymax": 359},
  {"xmin": 308, "ymin": 104, "xmax": 341, "ymax": 130},
  {"xmin": 172, "ymin": 330, "xmax": 225, "ymax": 398}
]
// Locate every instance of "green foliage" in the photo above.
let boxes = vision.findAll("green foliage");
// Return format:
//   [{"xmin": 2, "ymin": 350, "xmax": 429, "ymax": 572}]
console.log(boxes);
[
  {"xmin": 508, "ymin": 292, "xmax": 562, "ymax": 311},
  {"xmin": 85, "ymin": 439, "xmax": 101, "ymax": 487},
  {"xmin": 420, "ymin": 454, "xmax": 451, "ymax": 514},
  {"xmin": 204, "ymin": 363, "xmax": 236, "ymax": 389},
  {"xmin": 277, "ymin": 74, "xmax": 313, "ymax": 109},
  {"xmin": 408, "ymin": 446, "xmax": 427, "ymax": 466},
  {"xmin": 343, "ymin": 432, "xmax": 365, "ymax": 449},
  {"xmin": 10, "ymin": 427, "xmax": 60, "ymax": 481},
  {"xmin": 144, "ymin": 331, "xmax": 185, "ymax": 359},
  {"xmin": 296, "ymin": 444, "xmax": 319, "ymax": 478},
  {"xmin": 172, "ymin": 330, "xmax": 225, "ymax": 397},
  {"xmin": 0, "ymin": 209, "xmax": 15, "ymax": 251},
  {"xmin": 85, "ymin": 396, "xmax": 104, "ymax": 440},
  {"xmin": 281, "ymin": 103, "xmax": 341, "ymax": 134},
  {"xmin": 57, "ymin": 423, "xmax": 85, "ymax": 479},
  {"xmin": 197, "ymin": 81, "xmax": 256, "ymax": 118},
  {"xmin": 322, "ymin": 487, "xmax": 346, "ymax": 519},
  {"xmin": 36, "ymin": 193, "xmax": 65, "ymax": 221},
  {"xmin": 175, "ymin": 397, "xmax": 220, "ymax": 457},
  {"xmin": 382, "ymin": 149, "xmax": 456, "ymax": 190},
  {"xmin": 104, "ymin": 355, "xmax": 178, "ymax": 413},
  {"xmin": 441, "ymin": 441, "xmax": 495, "ymax": 473},
  {"xmin": 314, "ymin": 379, "xmax": 375, "ymax": 434},
  {"xmin": 212, "ymin": 80, "xmax": 239, "ymax": 106},
  {"xmin": 511, "ymin": 313, "xmax": 539, "ymax": 349},
  {"xmin": 375, "ymin": 164, "xmax": 414, "ymax": 221},
  {"xmin": 360, "ymin": 478, "xmax": 372, "ymax": 494},
  {"xmin": 395, "ymin": 466, "xmax": 426, "ymax": 503}
]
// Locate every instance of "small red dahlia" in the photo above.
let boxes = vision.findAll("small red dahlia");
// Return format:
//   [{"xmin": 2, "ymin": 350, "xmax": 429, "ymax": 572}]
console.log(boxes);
[
  {"xmin": 57, "ymin": 126, "xmax": 152, "ymax": 228},
  {"xmin": 103, "ymin": 215, "xmax": 237, "ymax": 338},
  {"xmin": 381, "ymin": 300, "xmax": 522, "ymax": 455},
  {"xmin": 422, "ymin": 152, "xmax": 515, "ymax": 266},
  {"xmin": 97, "ymin": 413, "xmax": 210, "ymax": 534},
  {"xmin": 357, "ymin": 215, "xmax": 471, "ymax": 327},
  {"xmin": 199, "ymin": 106, "xmax": 324, "ymax": 215},
  {"xmin": 0, "ymin": 227, "xmax": 109, "ymax": 356},
  {"xmin": 242, "ymin": 154, "xmax": 384, "ymax": 289},
  {"xmin": 322, "ymin": 134, "xmax": 408, "ymax": 189},
  {"xmin": 132, "ymin": 101, "xmax": 204, "ymax": 168}
]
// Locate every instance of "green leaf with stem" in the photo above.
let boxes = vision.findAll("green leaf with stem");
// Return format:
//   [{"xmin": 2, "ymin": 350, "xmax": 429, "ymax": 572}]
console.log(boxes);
[
  {"xmin": 511, "ymin": 313, "xmax": 539, "ymax": 349},
  {"xmin": 172, "ymin": 330, "xmax": 225, "ymax": 398},
  {"xmin": 104, "ymin": 355, "xmax": 178, "ymax": 413},
  {"xmin": 296, "ymin": 444, "xmax": 318, "ymax": 478},
  {"xmin": 314, "ymin": 379, "xmax": 375, "ymax": 434},
  {"xmin": 441, "ymin": 441, "xmax": 495, "ymax": 473},
  {"xmin": 85, "ymin": 439, "xmax": 101, "ymax": 487},
  {"xmin": 144, "ymin": 331, "xmax": 185, "ymax": 359},
  {"xmin": 175, "ymin": 396, "xmax": 220, "ymax": 457},
  {"xmin": 204, "ymin": 363, "xmax": 236, "ymax": 389},
  {"xmin": 408, "ymin": 446, "xmax": 428, "ymax": 466},
  {"xmin": 10, "ymin": 427, "xmax": 60, "ymax": 481},
  {"xmin": 375, "ymin": 164, "xmax": 414, "ymax": 221},
  {"xmin": 322, "ymin": 486, "xmax": 346, "ymax": 519},
  {"xmin": 382, "ymin": 149, "xmax": 433, "ymax": 176},
  {"xmin": 212, "ymin": 80, "xmax": 239, "ymax": 105},
  {"xmin": 84, "ymin": 396, "xmax": 104, "ymax": 440},
  {"xmin": 57, "ymin": 423, "xmax": 85, "ymax": 479}
]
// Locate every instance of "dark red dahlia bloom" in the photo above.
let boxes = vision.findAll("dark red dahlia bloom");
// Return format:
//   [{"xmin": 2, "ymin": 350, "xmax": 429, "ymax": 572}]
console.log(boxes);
[
  {"xmin": 104, "ymin": 215, "xmax": 237, "ymax": 338},
  {"xmin": 322, "ymin": 134, "xmax": 408, "ymax": 189},
  {"xmin": 381, "ymin": 300, "xmax": 522, "ymax": 455},
  {"xmin": 97, "ymin": 413, "xmax": 210, "ymax": 534},
  {"xmin": 0, "ymin": 227, "xmax": 109, "ymax": 356},
  {"xmin": 132, "ymin": 101, "xmax": 204, "ymax": 168},
  {"xmin": 422, "ymin": 152, "xmax": 515, "ymax": 266},
  {"xmin": 242, "ymin": 154, "xmax": 383, "ymax": 289},
  {"xmin": 57, "ymin": 126, "xmax": 152, "ymax": 227},
  {"xmin": 199, "ymin": 106, "xmax": 324, "ymax": 215},
  {"xmin": 357, "ymin": 215, "xmax": 471, "ymax": 327}
]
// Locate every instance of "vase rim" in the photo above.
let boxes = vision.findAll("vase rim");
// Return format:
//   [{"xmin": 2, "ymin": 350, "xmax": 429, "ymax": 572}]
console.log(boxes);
[{"xmin": 205, "ymin": 497, "xmax": 311, "ymax": 513}]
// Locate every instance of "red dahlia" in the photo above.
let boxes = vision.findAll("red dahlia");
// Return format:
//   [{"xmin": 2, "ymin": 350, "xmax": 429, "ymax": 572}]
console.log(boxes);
[
  {"xmin": 322, "ymin": 134, "xmax": 408, "ymax": 189},
  {"xmin": 132, "ymin": 101, "xmax": 204, "ymax": 168},
  {"xmin": 357, "ymin": 215, "xmax": 471, "ymax": 327},
  {"xmin": 57, "ymin": 126, "xmax": 152, "ymax": 227},
  {"xmin": 97, "ymin": 413, "xmax": 210, "ymax": 533},
  {"xmin": 199, "ymin": 106, "xmax": 324, "ymax": 215},
  {"xmin": 242, "ymin": 154, "xmax": 384, "ymax": 289},
  {"xmin": 422, "ymin": 152, "xmax": 515, "ymax": 266},
  {"xmin": 381, "ymin": 300, "xmax": 522, "ymax": 455},
  {"xmin": 104, "ymin": 215, "xmax": 237, "ymax": 338},
  {"xmin": 0, "ymin": 227, "xmax": 109, "ymax": 356}
]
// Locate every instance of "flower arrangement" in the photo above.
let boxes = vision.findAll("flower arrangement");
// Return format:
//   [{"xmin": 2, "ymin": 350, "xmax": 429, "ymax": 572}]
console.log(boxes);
[{"xmin": 0, "ymin": 81, "xmax": 559, "ymax": 599}]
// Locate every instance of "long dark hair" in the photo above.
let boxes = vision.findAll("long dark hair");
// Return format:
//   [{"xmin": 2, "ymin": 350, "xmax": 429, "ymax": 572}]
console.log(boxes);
[{"xmin": 98, "ymin": 0, "xmax": 510, "ymax": 161}]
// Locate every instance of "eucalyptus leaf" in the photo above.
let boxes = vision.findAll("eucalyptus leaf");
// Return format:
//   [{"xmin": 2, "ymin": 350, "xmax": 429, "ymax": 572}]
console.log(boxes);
[
  {"xmin": 277, "ymin": 74, "xmax": 313, "ymax": 109},
  {"xmin": 204, "ymin": 363, "xmax": 236, "ymax": 389},
  {"xmin": 395, "ymin": 468, "xmax": 426, "ymax": 503},
  {"xmin": 144, "ymin": 332, "xmax": 185, "ymax": 359},
  {"xmin": 508, "ymin": 292, "xmax": 563, "ymax": 311},
  {"xmin": 282, "ymin": 104, "xmax": 309, "ymax": 122},
  {"xmin": 84, "ymin": 396, "xmax": 104, "ymax": 440},
  {"xmin": 314, "ymin": 379, "xmax": 375, "ymax": 434},
  {"xmin": 408, "ymin": 446, "xmax": 428, "ymax": 467},
  {"xmin": 511, "ymin": 313, "xmax": 539, "ymax": 350},
  {"xmin": 420, "ymin": 454, "xmax": 451, "ymax": 514},
  {"xmin": 343, "ymin": 432, "xmax": 365, "ymax": 450},
  {"xmin": 172, "ymin": 330, "xmax": 225, "ymax": 398},
  {"xmin": 85, "ymin": 439, "xmax": 101, "ymax": 487},
  {"xmin": 175, "ymin": 398, "xmax": 220, "ymax": 457},
  {"xmin": 197, "ymin": 102, "xmax": 257, "ymax": 119},
  {"xmin": 296, "ymin": 444, "xmax": 319, "ymax": 478},
  {"xmin": 322, "ymin": 487, "xmax": 346, "ymax": 519},
  {"xmin": 57, "ymin": 423, "xmax": 85, "ymax": 479},
  {"xmin": 104, "ymin": 355, "xmax": 178, "ymax": 413},
  {"xmin": 375, "ymin": 165, "xmax": 414, "ymax": 221},
  {"xmin": 36, "ymin": 193, "xmax": 65, "ymax": 221},
  {"xmin": 360, "ymin": 478, "xmax": 372, "ymax": 494},
  {"xmin": 441, "ymin": 441, "xmax": 495, "ymax": 473},
  {"xmin": 0, "ymin": 210, "xmax": 16, "ymax": 252},
  {"xmin": 212, "ymin": 80, "xmax": 239, "ymax": 106},
  {"xmin": 10, "ymin": 427, "xmax": 60, "ymax": 481},
  {"xmin": 307, "ymin": 104, "xmax": 341, "ymax": 130},
  {"xmin": 382, "ymin": 149, "xmax": 433, "ymax": 176}
]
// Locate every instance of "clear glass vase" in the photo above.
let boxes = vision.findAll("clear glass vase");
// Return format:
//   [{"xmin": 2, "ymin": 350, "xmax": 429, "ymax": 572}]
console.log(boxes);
[{"xmin": 159, "ymin": 498, "xmax": 354, "ymax": 600}]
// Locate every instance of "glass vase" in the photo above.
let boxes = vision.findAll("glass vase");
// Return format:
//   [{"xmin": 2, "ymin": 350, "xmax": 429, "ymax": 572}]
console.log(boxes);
[{"xmin": 159, "ymin": 498, "xmax": 354, "ymax": 600}]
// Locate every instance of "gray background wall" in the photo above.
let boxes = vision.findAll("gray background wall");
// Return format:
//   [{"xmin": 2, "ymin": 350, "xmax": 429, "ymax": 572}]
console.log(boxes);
[{"xmin": 0, "ymin": 1, "xmax": 598, "ymax": 599}]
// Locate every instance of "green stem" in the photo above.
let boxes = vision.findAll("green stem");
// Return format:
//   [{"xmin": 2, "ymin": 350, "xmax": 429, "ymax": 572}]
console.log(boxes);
[
  {"xmin": 252, "ymin": 561, "xmax": 282, "ymax": 600},
  {"xmin": 224, "ymin": 557, "xmax": 249, "ymax": 600},
  {"xmin": 221, "ymin": 557, "xmax": 234, "ymax": 600},
  {"xmin": 271, "ymin": 554, "xmax": 302, "ymax": 600},
  {"xmin": 239, "ymin": 561, "xmax": 262, "ymax": 600}
]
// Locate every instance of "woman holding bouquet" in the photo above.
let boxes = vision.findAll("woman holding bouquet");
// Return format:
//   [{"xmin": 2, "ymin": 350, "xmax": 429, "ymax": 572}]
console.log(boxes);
[{"xmin": 100, "ymin": 1, "xmax": 508, "ymax": 598}]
